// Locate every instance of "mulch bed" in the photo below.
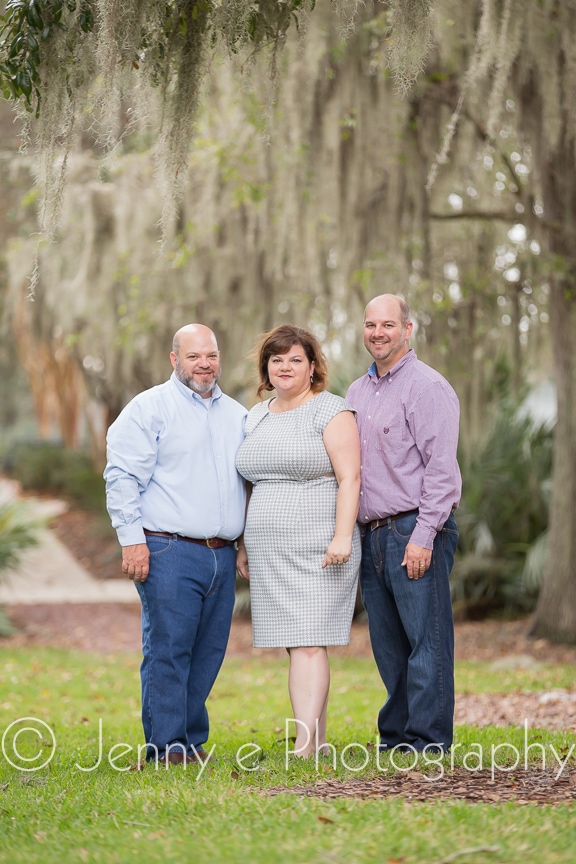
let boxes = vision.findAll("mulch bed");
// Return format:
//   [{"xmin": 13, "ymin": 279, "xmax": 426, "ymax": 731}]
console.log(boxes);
[
  {"xmin": 5, "ymin": 601, "xmax": 576, "ymax": 665},
  {"xmin": 5, "ymin": 602, "xmax": 143, "ymax": 653},
  {"xmin": 265, "ymin": 767, "xmax": 576, "ymax": 805},
  {"xmin": 52, "ymin": 507, "xmax": 122, "ymax": 581},
  {"xmin": 455, "ymin": 690, "xmax": 576, "ymax": 731}
]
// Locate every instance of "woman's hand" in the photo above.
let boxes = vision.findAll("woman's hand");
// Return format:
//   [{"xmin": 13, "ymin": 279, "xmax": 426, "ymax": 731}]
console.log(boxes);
[
  {"xmin": 322, "ymin": 535, "xmax": 352, "ymax": 569},
  {"xmin": 321, "ymin": 410, "xmax": 360, "ymax": 571},
  {"xmin": 236, "ymin": 544, "xmax": 250, "ymax": 580}
]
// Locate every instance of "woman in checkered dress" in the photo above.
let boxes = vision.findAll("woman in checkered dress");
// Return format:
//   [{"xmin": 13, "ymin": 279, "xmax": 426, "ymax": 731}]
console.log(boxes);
[{"xmin": 236, "ymin": 325, "xmax": 360, "ymax": 758}]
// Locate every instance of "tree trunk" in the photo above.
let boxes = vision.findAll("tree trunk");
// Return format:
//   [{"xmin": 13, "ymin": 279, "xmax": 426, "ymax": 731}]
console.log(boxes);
[
  {"xmin": 530, "ymin": 144, "xmax": 576, "ymax": 642},
  {"xmin": 530, "ymin": 280, "xmax": 576, "ymax": 642}
]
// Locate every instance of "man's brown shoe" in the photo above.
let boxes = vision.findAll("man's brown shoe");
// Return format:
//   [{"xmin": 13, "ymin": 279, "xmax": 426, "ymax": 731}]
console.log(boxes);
[
  {"xmin": 163, "ymin": 749, "xmax": 215, "ymax": 766},
  {"xmin": 191, "ymin": 747, "xmax": 216, "ymax": 764},
  {"xmin": 165, "ymin": 750, "xmax": 190, "ymax": 766}
]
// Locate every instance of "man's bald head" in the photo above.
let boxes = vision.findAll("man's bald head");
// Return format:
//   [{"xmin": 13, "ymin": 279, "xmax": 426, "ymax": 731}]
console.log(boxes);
[
  {"xmin": 364, "ymin": 294, "xmax": 411, "ymax": 328},
  {"xmin": 172, "ymin": 324, "xmax": 218, "ymax": 356}
]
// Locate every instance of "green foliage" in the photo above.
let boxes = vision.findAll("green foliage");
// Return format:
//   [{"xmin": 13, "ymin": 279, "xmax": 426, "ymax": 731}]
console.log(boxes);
[
  {"xmin": 0, "ymin": 0, "xmax": 94, "ymax": 115},
  {"xmin": 0, "ymin": 500, "xmax": 39, "ymax": 572},
  {"xmin": 0, "ymin": 0, "xmax": 322, "ymax": 244},
  {"xmin": 0, "ymin": 0, "xmax": 314, "ymax": 113},
  {"xmin": 244, "ymin": 0, "xmax": 315, "ymax": 47},
  {"xmin": 0, "ymin": 500, "xmax": 39, "ymax": 635},
  {"xmin": 453, "ymin": 399, "xmax": 554, "ymax": 618},
  {"xmin": 1, "ymin": 441, "xmax": 105, "ymax": 511}
]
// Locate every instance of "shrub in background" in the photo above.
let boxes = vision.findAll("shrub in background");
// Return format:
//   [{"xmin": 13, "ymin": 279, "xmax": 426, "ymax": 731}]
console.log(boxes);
[
  {"xmin": 452, "ymin": 399, "xmax": 553, "ymax": 619},
  {"xmin": 0, "ymin": 501, "xmax": 40, "ymax": 635},
  {"xmin": 1, "ymin": 441, "xmax": 106, "ymax": 512}
]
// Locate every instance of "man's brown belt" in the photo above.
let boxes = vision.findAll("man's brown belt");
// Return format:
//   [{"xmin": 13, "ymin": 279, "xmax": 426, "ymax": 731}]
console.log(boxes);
[
  {"xmin": 367, "ymin": 509, "xmax": 419, "ymax": 532},
  {"xmin": 143, "ymin": 529, "xmax": 233, "ymax": 549}
]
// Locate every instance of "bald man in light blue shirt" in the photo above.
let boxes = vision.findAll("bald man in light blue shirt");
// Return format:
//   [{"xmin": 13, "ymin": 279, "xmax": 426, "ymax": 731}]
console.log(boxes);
[{"xmin": 104, "ymin": 324, "xmax": 247, "ymax": 767}]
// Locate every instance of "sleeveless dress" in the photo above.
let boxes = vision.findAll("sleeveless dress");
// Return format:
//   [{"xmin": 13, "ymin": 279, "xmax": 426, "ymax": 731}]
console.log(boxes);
[{"xmin": 235, "ymin": 390, "xmax": 360, "ymax": 648}]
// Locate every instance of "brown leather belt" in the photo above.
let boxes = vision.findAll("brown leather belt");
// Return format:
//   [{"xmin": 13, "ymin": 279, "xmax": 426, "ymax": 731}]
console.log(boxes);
[
  {"xmin": 368, "ymin": 509, "xmax": 419, "ymax": 531},
  {"xmin": 143, "ymin": 529, "xmax": 233, "ymax": 549}
]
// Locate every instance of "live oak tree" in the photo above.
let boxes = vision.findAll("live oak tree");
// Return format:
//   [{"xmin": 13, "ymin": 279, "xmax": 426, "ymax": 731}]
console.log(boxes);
[
  {"xmin": 1, "ymin": 0, "xmax": 575, "ymax": 642},
  {"xmin": 427, "ymin": 0, "xmax": 576, "ymax": 643},
  {"xmin": 0, "ymin": 0, "xmax": 323, "ymax": 236}
]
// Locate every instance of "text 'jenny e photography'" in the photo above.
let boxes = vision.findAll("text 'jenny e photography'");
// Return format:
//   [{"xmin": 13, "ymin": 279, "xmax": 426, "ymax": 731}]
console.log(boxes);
[{"xmin": 1, "ymin": 716, "xmax": 574, "ymax": 780}]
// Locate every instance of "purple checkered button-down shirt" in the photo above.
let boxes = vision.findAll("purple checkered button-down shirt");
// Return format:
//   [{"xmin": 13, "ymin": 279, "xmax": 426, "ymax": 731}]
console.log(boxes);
[{"xmin": 346, "ymin": 349, "xmax": 462, "ymax": 550}]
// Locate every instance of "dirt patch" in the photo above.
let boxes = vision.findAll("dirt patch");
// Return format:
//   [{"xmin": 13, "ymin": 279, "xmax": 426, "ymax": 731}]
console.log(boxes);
[
  {"xmin": 4, "ymin": 602, "xmax": 143, "ymax": 653},
  {"xmin": 5, "ymin": 596, "xmax": 576, "ymax": 666},
  {"xmin": 4, "ymin": 601, "xmax": 576, "ymax": 665}
]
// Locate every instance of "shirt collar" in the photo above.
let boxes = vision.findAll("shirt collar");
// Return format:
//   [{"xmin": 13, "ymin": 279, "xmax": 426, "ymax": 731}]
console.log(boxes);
[
  {"xmin": 368, "ymin": 348, "xmax": 416, "ymax": 382},
  {"xmin": 170, "ymin": 371, "xmax": 223, "ymax": 405}
]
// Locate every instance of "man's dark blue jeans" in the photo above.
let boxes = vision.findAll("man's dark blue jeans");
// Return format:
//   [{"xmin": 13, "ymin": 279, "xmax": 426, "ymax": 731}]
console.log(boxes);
[
  {"xmin": 360, "ymin": 511, "xmax": 459, "ymax": 753},
  {"xmin": 136, "ymin": 534, "xmax": 236, "ymax": 761}
]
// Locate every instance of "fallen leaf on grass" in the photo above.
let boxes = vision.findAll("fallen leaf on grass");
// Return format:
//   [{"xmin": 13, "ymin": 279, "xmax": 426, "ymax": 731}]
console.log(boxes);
[{"xmin": 432, "ymin": 846, "xmax": 500, "ymax": 864}]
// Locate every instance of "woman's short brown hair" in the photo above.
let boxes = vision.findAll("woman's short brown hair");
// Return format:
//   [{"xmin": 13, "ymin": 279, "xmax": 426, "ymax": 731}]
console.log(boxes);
[{"xmin": 254, "ymin": 324, "xmax": 329, "ymax": 400}]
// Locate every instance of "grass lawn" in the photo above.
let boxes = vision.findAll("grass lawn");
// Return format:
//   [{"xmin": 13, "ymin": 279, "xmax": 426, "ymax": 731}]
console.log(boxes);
[{"xmin": 1, "ymin": 648, "xmax": 575, "ymax": 864}]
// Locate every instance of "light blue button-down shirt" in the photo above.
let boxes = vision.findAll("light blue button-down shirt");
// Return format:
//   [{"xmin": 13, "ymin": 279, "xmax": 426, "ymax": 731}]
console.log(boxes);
[{"xmin": 104, "ymin": 373, "xmax": 247, "ymax": 546}]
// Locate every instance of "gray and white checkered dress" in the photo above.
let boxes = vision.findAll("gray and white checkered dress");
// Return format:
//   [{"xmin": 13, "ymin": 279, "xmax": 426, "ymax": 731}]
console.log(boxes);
[{"xmin": 235, "ymin": 390, "xmax": 360, "ymax": 648}]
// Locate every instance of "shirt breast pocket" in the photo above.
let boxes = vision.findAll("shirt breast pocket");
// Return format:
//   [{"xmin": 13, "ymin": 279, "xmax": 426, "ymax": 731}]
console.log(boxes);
[{"xmin": 375, "ymin": 424, "xmax": 406, "ymax": 468}]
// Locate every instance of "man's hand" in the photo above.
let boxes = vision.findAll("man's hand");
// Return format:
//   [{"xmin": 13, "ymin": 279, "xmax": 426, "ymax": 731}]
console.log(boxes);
[
  {"xmin": 122, "ymin": 543, "xmax": 150, "ymax": 583},
  {"xmin": 402, "ymin": 542, "xmax": 432, "ymax": 580}
]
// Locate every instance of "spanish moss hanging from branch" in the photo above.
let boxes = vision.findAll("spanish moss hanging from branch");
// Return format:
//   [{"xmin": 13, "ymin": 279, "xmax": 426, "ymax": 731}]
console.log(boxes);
[
  {"xmin": 1, "ymin": 0, "xmax": 441, "ymax": 247},
  {"xmin": 386, "ymin": 0, "xmax": 433, "ymax": 94}
]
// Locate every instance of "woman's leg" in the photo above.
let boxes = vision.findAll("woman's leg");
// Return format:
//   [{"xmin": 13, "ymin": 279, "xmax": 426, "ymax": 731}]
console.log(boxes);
[{"xmin": 287, "ymin": 646, "xmax": 330, "ymax": 757}]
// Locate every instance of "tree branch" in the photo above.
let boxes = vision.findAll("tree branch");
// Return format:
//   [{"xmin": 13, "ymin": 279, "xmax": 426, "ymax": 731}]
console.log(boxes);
[{"xmin": 430, "ymin": 210, "xmax": 516, "ymax": 221}]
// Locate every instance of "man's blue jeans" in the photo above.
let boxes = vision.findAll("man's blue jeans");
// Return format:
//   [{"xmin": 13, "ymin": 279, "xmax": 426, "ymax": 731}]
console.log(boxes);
[
  {"xmin": 360, "ymin": 512, "xmax": 458, "ymax": 752},
  {"xmin": 136, "ymin": 535, "xmax": 236, "ymax": 760}
]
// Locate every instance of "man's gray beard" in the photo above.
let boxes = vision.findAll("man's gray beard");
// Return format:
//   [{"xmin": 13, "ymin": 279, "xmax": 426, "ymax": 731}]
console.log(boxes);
[{"xmin": 175, "ymin": 363, "xmax": 221, "ymax": 394}]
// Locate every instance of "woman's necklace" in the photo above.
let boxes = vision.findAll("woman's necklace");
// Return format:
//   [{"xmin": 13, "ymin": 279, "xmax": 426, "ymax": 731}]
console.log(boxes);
[{"xmin": 272, "ymin": 385, "xmax": 315, "ymax": 413}]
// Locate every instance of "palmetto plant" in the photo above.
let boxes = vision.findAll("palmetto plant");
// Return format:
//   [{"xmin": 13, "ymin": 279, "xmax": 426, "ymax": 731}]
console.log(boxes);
[
  {"xmin": 452, "ymin": 398, "xmax": 553, "ymax": 619},
  {"xmin": 0, "ymin": 500, "xmax": 39, "ymax": 635}
]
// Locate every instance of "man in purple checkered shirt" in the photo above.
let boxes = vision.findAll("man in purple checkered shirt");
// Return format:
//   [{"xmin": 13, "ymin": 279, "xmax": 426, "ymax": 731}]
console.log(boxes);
[{"xmin": 346, "ymin": 294, "xmax": 462, "ymax": 755}]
